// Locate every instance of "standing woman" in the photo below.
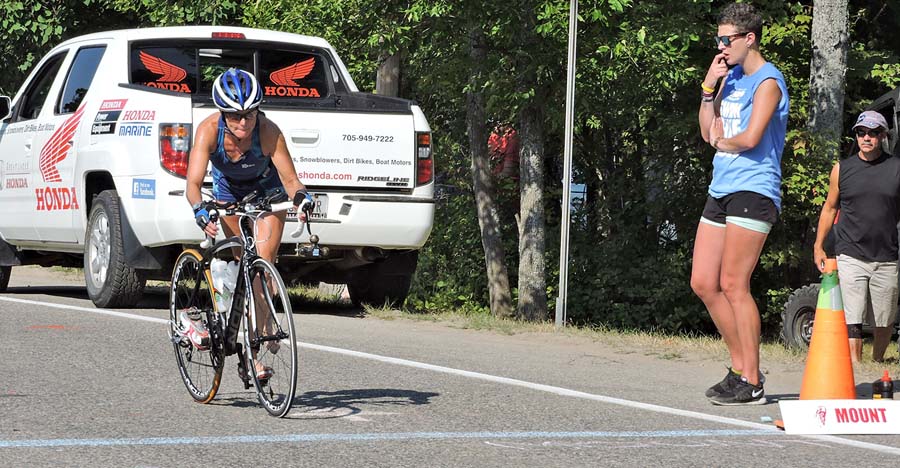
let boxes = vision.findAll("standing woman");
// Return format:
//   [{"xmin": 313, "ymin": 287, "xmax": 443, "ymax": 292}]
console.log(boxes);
[{"xmin": 692, "ymin": 3, "xmax": 789, "ymax": 406}]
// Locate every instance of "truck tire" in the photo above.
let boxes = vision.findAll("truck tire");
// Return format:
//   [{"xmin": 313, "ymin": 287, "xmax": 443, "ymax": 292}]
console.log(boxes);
[
  {"xmin": 84, "ymin": 190, "xmax": 146, "ymax": 308},
  {"xmin": 781, "ymin": 283, "xmax": 819, "ymax": 349},
  {"xmin": 0, "ymin": 266, "xmax": 10, "ymax": 292},
  {"xmin": 347, "ymin": 250, "xmax": 418, "ymax": 308}
]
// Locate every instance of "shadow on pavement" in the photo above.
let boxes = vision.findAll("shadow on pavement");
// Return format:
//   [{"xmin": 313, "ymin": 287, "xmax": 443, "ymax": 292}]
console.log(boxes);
[
  {"xmin": 3, "ymin": 285, "xmax": 90, "ymax": 301},
  {"xmin": 289, "ymin": 388, "xmax": 440, "ymax": 420}
]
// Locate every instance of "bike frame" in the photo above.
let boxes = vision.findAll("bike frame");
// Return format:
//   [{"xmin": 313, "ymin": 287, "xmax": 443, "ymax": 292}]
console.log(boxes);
[{"xmin": 203, "ymin": 202, "xmax": 276, "ymax": 357}]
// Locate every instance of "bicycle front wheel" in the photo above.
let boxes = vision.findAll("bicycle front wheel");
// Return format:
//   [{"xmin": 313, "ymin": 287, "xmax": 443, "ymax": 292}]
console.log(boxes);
[
  {"xmin": 169, "ymin": 249, "xmax": 224, "ymax": 403},
  {"xmin": 243, "ymin": 257, "xmax": 297, "ymax": 417}
]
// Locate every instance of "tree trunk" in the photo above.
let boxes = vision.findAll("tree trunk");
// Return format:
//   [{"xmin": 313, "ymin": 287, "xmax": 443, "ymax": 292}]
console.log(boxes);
[
  {"xmin": 516, "ymin": 102, "xmax": 548, "ymax": 321},
  {"xmin": 376, "ymin": 51, "xmax": 401, "ymax": 96},
  {"xmin": 513, "ymin": 3, "xmax": 547, "ymax": 322},
  {"xmin": 808, "ymin": 0, "xmax": 848, "ymax": 147},
  {"xmin": 467, "ymin": 25, "xmax": 515, "ymax": 318}
]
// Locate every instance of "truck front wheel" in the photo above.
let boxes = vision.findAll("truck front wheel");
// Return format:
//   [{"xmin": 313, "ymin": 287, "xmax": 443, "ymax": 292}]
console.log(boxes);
[
  {"xmin": 347, "ymin": 250, "xmax": 418, "ymax": 308},
  {"xmin": 84, "ymin": 190, "xmax": 146, "ymax": 308}
]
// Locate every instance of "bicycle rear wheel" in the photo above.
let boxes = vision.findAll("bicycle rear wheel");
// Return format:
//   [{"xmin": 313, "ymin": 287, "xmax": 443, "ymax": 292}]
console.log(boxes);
[
  {"xmin": 169, "ymin": 249, "xmax": 224, "ymax": 403},
  {"xmin": 243, "ymin": 257, "xmax": 297, "ymax": 417}
]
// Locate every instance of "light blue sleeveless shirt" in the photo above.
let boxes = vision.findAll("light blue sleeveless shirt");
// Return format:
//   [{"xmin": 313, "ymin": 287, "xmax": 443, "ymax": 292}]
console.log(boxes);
[{"xmin": 709, "ymin": 62, "xmax": 789, "ymax": 211}]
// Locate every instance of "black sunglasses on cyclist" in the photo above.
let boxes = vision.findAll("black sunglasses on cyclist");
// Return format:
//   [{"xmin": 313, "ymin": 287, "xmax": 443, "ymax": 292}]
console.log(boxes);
[
  {"xmin": 855, "ymin": 128, "xmax": 883, "ymax": 138},
  {"xmin": 714, "ymin": 32, "xmax": 749, "ymax": 47},
  {"xmin": 223, "ymin": 109, "xmax": 258, "ymax": 121}
]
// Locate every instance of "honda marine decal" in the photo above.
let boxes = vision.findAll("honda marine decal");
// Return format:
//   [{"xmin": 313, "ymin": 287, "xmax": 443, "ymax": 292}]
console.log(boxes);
[
  {"xmin": 138, "ymin": 51, "xmax": 191, "ymax": 93},
  {"xmin": 265, "ymin": 58, "xmax": 321, "ymax": 98},
  {"xmin": 39, "ymin": 105, "xmax": 85, "ymax": 182}
]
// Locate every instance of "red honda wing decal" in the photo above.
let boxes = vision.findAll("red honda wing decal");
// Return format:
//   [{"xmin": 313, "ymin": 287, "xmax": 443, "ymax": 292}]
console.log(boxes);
[
  {"xmin": 269, "ymin": 58, "xmax": 316, "ymax": 86},
  {"xmin": 40, "ymin": 105, "xmax": 86, "ymax": 183},
  {"xmin": 139, "ymin": 51, "xmax": 187, "ymax": 82}
]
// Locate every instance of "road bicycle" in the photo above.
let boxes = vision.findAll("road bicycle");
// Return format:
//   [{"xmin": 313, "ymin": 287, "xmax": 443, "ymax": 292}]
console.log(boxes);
[{"xmin": 167, "ymin": 189, "xmax": 318, "ymax": 417}]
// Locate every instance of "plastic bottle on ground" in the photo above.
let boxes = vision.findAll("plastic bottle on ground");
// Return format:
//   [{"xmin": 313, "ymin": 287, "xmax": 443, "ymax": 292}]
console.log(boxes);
[{"xmin": 873, "ymin": 370, "xmax": 894, "ymax": 399}]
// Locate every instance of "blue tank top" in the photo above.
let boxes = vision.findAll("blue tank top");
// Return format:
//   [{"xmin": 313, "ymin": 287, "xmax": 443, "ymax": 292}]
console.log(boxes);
[
  {"xmin": 210, "ymin": 115, "xmax": 278, "ymax": 199},
  {"xmin": 709, "ymin": 62, "xmax": 789, "ymax": 211}
]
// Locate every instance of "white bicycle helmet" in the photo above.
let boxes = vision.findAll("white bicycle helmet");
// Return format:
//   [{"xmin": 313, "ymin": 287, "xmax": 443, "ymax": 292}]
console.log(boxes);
[{"xmin": 212, "ymin": 68, "xmax": 262, "ymax": 112}]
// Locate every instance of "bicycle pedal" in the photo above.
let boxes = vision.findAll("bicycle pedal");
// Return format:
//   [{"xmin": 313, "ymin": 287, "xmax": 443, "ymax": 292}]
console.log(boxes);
[{"xmin": 170, "ymin": 332, "xmax": 190, "ymax": 347}]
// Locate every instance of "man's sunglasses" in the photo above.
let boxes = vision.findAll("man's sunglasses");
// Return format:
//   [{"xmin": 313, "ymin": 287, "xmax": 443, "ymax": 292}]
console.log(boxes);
[
  {"xmin": 855, "ymin": 128, "xmax": 883, "ymax": 138},
  {"xmin": 714, "ymin": 32, "xmax": 749, "ymax": 47}
]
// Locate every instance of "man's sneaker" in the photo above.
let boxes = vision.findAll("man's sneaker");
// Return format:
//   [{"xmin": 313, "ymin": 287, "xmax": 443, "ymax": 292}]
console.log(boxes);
[
  {"xmin": 710, "ymin": 377, "xmax": 766, "ymax": 406},
  {"xmin": 705, "ymin": 368, "xmax": 766, "ymax": 399},
  {"xmin": 176, "ymin": 309, "xmax": 210, "ymax": 350}
]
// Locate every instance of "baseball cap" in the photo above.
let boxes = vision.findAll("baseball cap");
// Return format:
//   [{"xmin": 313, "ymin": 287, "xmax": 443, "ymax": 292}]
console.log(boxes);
[{"xmin": 852, "ymin": 110, "xmax": 888, "ymax": 131}]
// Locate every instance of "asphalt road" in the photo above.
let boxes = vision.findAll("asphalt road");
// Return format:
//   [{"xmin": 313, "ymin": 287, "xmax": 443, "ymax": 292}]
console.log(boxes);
[{"xmin": 1, "ymin": 267, "xmax": 899, "ymax": 467}]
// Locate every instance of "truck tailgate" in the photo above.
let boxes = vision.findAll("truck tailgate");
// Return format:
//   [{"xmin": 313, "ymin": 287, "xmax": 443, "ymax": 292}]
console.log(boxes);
[{"xmin": 266, "ymin": 110, "xmax": 416, "ymax": 191}]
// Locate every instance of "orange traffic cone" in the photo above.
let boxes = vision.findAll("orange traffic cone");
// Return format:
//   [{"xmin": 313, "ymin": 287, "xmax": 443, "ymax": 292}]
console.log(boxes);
[{"xmin": 799, "ymin": 258, "xmax": 856, "ymax": 399}]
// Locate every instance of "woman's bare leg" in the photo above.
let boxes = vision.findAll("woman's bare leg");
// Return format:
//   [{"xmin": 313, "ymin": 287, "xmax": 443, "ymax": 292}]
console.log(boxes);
[
  {"xmin": 719, "ymin": 223, "xmax": 768, "ymax": 385},
  {"xmin": 691, "ymin": 222, "xmax": 744, "ymax": 372}
]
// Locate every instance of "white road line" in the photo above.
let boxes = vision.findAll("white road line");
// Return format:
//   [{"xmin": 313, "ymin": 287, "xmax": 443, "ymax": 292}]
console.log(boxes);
[{"xmin": 3, "ymin": 295, "xmax": 899, "ymax": 456}]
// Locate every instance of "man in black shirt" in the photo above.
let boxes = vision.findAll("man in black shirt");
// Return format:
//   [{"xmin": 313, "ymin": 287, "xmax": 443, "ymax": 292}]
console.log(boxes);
[{"xmin": 813, "ymin": 110, "xmax": 899, "ymax": 364}]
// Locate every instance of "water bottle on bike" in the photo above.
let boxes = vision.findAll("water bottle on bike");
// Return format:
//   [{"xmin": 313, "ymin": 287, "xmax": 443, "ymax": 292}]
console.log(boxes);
[{"xmin": 211, "ymin": 258, "xmax": 239, "ymax": 312}]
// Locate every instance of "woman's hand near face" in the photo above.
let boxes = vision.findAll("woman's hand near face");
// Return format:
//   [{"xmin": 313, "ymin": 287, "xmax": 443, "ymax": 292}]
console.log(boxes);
[{"xmin": 704, "ymin": 53, "xmax": 728, "ymax": 89}]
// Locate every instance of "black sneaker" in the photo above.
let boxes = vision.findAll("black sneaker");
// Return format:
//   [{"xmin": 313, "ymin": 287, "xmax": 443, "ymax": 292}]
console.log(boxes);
[
  {"xmin": 705, "ymin": 368, "xmax": 766, "ymax": 399},
  {"xmin": 705, "ymin": 368, "xmax": 741, "ymax": 398},
  {"xmin": 710, "ymin": 377, "xmax": 766, "ymax": 406}
]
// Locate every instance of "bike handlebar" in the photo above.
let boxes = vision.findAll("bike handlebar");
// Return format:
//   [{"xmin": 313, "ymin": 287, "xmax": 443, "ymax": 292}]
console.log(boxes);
[{"xmin": 198, "ymin": 194, "xmax": 313, "ymax": 249}]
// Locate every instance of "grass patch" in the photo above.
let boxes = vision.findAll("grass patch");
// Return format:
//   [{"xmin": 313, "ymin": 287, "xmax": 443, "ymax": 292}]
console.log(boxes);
[
  {"xmin": 48, "ymin": 266, "xmax": 84, "ymax": 280},
  {"xmin": 363, "ymin": 303, "xmax": 900, "ymax": 372}
]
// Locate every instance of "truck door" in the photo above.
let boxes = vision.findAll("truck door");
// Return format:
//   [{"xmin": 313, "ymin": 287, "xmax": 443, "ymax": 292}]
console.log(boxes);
[
  {"xmin": 31, "ymin": 45, "xmax": 106, "ymax": 243},
  {"xmin": 0, "ymin": 53, "xmax": 66, "ymax": 243}
]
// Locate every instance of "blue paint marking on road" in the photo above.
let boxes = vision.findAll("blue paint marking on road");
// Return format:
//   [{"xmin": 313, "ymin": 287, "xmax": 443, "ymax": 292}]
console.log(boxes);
[{"xmin": 0, "ymin": 430, "xmax": 776, "ymax": 449}]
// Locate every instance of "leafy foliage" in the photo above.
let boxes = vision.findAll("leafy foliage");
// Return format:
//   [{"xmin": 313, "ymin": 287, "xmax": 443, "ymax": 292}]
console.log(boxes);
[{"xmin": 0, "ymin": 1, "xmax": 137, "ymax": 95}]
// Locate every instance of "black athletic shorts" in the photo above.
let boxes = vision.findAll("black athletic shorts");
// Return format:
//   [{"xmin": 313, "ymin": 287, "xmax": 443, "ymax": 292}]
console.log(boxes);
[{"xmin": 701, "ymin": 191, "xmax": 778, "ymax": 225}]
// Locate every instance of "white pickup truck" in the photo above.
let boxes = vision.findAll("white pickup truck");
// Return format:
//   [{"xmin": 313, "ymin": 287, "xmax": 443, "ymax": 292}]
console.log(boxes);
[{"xmin": 0, "ymin": 26, "xmax": 434, "ymax": 308}]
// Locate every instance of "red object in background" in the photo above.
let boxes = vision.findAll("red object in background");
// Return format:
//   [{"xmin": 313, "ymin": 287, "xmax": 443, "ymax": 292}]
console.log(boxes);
[{"xmin": 488, "ymin": 125, "xmax": 519, "ymax": 180}]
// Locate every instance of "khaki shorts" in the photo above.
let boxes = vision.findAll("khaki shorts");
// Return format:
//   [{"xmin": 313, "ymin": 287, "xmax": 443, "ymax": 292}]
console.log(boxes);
[{"xmin": 837, "ymin": 254, "xmax": 899, "ymax": 327}]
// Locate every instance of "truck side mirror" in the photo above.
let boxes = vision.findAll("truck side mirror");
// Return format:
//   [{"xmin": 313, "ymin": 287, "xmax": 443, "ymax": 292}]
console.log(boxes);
[{"xmin": 0, "ymin": 96, "xmax": 10, "ymax": 121}]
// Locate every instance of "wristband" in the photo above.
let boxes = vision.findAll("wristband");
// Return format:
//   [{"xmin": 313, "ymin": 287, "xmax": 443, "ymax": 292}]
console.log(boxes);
[
  {"xmin": 194, "ymin": 206, "xmax": 210, "ymax": 230},
  {"xmin": 292, "ymin": 189, "xmax": 312, "ymax": 206},
  {"xmin": 701, "ymin": 83, "xmax": 715, "ymax": 94},
  {"xmin": 712, "ymin": 136, "xmax": 723, "ymax": 149}
]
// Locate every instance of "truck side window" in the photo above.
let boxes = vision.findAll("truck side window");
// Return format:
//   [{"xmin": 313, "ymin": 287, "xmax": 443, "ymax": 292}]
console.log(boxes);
[
  {"xmin": 57, "ymin": 46, "xmax": 106, "ymax": 114},
  {"xmin": 15, "ymin": 53, "xmax": 66, "ymax": 122}
]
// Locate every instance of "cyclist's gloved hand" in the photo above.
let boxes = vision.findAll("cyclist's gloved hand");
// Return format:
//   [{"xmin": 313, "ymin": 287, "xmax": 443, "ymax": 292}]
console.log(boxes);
[
  {"xmin": 193, "ymin": 203, "xmax": 211, "ymax": 230},
  {"xmin": 293, "ymin": 190, "xmax": 314, "ymax": 213}
]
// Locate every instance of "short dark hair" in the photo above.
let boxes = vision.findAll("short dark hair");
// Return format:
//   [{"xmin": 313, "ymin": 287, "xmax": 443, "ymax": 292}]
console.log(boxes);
[{"xmin": 717, "ymin": 3, "xmax": 763, "ymax": 40}]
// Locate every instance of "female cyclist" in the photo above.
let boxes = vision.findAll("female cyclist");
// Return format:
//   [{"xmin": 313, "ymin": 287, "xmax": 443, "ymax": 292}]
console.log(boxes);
[{"xmin": 185, "ymin": 68, "xmax": 312, "ymax": 380}]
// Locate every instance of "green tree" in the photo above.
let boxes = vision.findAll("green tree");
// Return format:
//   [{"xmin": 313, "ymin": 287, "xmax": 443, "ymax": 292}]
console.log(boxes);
[{"xmin": 0, "ymin": 1, "xmax": 136, "ymax": 95}]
